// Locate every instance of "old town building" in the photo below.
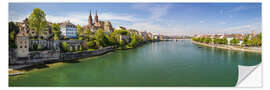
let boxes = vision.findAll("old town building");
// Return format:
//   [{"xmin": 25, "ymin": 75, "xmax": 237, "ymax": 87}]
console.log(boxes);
[
  {"xmin": 59, "ymin": 20, "xmax": 77, "ymax": 38},
  {"xmin": 16, "ymin": 32, "xmax": 29, "ymax": 57},
  {"xmin": 17, "ymin": 18, "xmax": 53, "ymax": 40}
]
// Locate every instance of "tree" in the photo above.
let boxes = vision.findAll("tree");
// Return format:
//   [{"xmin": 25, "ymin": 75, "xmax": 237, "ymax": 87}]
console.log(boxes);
[
  {"xmin": 257, "ymin": 33, "xmax": 262, "ymax": 46},
  {"xmin": 94, "ymin": 29, "xmax": 106, "ymax": 48},
  {"xmin": 82, "ymin": 41, "xmax": 89, "ymax": 50},
  {"xmin": 114, "ymin": 29, "xmax": 129, "ymax": 35},
  {"xmin": 9, "ymin": 22, "xmax": 20, "ymax": 48},
  {"xmin": 109, "ymin": 32, "xmax": 119, "ymax": 45},
  {"xmin": 61, "ymin": 42, "xmax": 69, "ymax": 52},
  {"xmin": 245, "ymin": 33, "xmax": 262, "ymax": 46},
  {"xmin": 119, "ymin": 40, "xmax": 125, "ymax": 46},
  {"xmin": 69, "ymin": 46, "xmax": 73, "ymax": 52},
  {"xmin": 230, "ymin": 38, "xmax": 240, "ymax": 45},
  {"xmin": 79, "ymin": 45, "xmax": 83, "ymax": 51},
  {"xmin": 77, "ymin": 25, "xmax": 83, "ymax": 36},
  {"xmin": 242, "ymin": 34, "xmax": 249, "ymax": 46},
  {"xmin": 28, "ymin": 8, "xmax": 47, "ymax": 39},
  {"xmin": 129, "ymin": 34, "xmax": 139, "ymax": 47},
  {"xmin": 51, "ymin": 23, "xmax": 61, "ymax": 40},
  {"xmin": 37, "ymin": 44, "xmax": 42, "ymax": 50},
  {"xmin": 204, "ymin": 37, "xmax": 212, "ymax": 44},
  {"xmin": 88, "ymin": 41, "xmax": 96, "ymax": 49}
]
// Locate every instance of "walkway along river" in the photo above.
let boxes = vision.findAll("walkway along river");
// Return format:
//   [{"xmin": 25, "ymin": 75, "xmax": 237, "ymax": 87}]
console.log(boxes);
[{"xmin": 9, "ymin": 40, "xmax": 261, "ymax": 86}]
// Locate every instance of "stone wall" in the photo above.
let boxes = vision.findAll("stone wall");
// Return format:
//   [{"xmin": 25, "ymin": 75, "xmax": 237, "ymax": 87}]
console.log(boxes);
[
  {"xmin": 29, "ymin": 40, "xmax": 83, "ymax": 51},
  {"xmin": 29, "ymin": 50, "xmax": 60, "ymax": 60},
  {"xmin": 61, "ymin": 46, "xmax": 114, "ymax": 61}
]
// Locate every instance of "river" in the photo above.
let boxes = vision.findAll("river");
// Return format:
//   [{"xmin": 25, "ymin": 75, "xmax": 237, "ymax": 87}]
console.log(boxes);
[{"xmin": 9, "ymin": 40, "xmax": 261, "ymax": 86}]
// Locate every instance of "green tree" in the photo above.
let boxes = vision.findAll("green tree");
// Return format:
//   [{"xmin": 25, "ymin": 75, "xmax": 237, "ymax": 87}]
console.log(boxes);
[
  {"xmin": 9, "ymin": 22, "xmax": 20, "ymax": 48},
  {"xmin": 242, "ymin": 35, "xmax": 249, "ymax": 46},
  {"xmin": 79, "ymin": 45, "xmax": 83, "ymax": 51},
  {"xmin": 61, "ymin": 42, "xmax": 69, "ymax": 52},
  {"xmin": 94, "ymin": 29, "xmax": 106, "ymax": 48},
  {"xmin": 51, "ymin": 23, "xmax": 61, "ymax": 40},
  {"xmin": 88, "ymin": 41, "xmax": 96, "ymax": 49},
  {"xmin": 77, "ymin": 25, "xmax": 83, "ymax": 36},
  {"xmin": 222, "ymin": 38, "xmax": 228, "ymax": 44},
  {"xmin": 114, "ymin": 29, "xmax": 129, "ymax": 35},
  {"xmin": 230, "ymin": 38, "xmax": 240, "ymax": 45},
  {"xmin": 257, "ymin": 33, "xmax": 262, "ymax": 46},
  {"xmin": 119, "ymin": 40, "xmax": 125, "ymax": 46},
  {"xmin": 69, "ymin": 46, "xmax": 73, "ymax": 52},
  {"xmin": 28, "ymin": 8, "xmax": 47, "ymax": 39},
  {"xmin": 204, "ymin": 37, "xmax": 212, "ymax": 44},
  {"xmin": 37, "ymin": 44, "xmax": 42, "ymax": 50}
]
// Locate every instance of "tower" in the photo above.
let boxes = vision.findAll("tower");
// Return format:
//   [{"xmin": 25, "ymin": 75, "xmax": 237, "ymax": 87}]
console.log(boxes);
[
  {"xmin": 88, "ymin": 10, "xmax": 93, "ymax": 27},
  {"xmin": 94, "ymin": 10, "xmax": 99, "ymax": 25}
]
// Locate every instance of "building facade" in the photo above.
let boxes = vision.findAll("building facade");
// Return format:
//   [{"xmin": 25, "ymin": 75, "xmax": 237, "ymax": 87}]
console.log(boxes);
[
  {"xmin": 16, "ymin": 32, "xmax": 29, "ymax": 57},
  {"xmin": 86, "ymin": 10, "xmax": 113, "ymax": 33},
  {"xmin": 60, "ymin": 21, "xmax": 77, "ymax": 38}
]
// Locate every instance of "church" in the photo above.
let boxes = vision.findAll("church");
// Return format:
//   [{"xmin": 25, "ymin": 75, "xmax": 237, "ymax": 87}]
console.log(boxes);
[{"xmin": 85, "ymin": 10, "xmax": 114, "ymax": 33}]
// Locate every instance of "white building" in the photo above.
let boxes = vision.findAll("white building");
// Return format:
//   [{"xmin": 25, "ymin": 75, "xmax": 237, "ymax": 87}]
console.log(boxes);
[
  {"xmin": 60, "ymin": 21, "xmax": 77, "ymax": 38},
  {"xmin": 16, "ymin": 32, "xmax": 29, "ymax": 57}
]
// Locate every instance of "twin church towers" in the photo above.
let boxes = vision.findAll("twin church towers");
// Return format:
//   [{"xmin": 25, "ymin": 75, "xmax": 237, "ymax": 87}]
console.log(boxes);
[{"xmin": 87, "ymin": 10, "xmax": 113, "ymax": 32}]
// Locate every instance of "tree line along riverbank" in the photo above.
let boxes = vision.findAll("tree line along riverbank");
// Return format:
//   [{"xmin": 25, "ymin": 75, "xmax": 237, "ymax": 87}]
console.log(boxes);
[{"xmin": 191, "ymin": 40, "xmax": 261, "ymax": 53}]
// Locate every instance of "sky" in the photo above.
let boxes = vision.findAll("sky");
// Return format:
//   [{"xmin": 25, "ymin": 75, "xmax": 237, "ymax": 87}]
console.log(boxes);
[{"xmin": 9, "ymin": 3, "xmax": 262, "ymax": 36}]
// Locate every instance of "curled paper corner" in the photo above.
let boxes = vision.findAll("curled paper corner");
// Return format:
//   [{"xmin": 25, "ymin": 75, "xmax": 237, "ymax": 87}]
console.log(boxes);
[{"xmin": 236, "ymin": 64, "xmax": 262, "ymax": 87}]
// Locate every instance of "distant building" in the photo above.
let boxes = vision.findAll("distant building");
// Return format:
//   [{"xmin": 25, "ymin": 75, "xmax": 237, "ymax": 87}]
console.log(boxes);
[
  {"xmin": 59, "ymin": 20, "xmax": 77, "ymax": 38},
  {"xmin": 16, "ymin": 32, "xmax": 29, "ymax": 57},
  {"xmin": 104, "ymin": 21, "xmax": 114, "ymax": 33},
  {"xmin": 116, "ymin": 26, "xmax": 127, "ymax": 30},
  {"xmin": 153, "ymin": 35, "xmax": 160, "ymax": 40}
]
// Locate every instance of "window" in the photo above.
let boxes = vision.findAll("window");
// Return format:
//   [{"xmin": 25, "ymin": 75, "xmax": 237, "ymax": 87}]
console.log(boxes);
[
  {"xmin": 25, "ymin": 45, "xmax": 27, "ymax": 48},
  {"xmin": 20, "ymin": 45, "xmax": 22, "ymax": 48}
]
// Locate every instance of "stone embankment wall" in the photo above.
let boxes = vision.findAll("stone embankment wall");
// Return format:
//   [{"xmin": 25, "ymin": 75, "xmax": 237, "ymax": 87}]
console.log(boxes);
[
  {"xmin": 191, "ymin": 40, "xmax": 261, "ymax": 53},
  {"xmin": 61, "ymin": 46, "xmax": 114, "ymax": 61},
  {"xmin": 10, "ymin": 46, "xmax": 114, "ymax": 66}
]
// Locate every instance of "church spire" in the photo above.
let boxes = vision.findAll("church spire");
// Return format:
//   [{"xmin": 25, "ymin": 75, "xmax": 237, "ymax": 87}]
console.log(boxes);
[
  {"xmin": 88, "ymin": 9, "xmax": 92, "ymax": 26},
  {"xmin": 95, "ymin": 9, "xmax": 98, "ymax": 23}
]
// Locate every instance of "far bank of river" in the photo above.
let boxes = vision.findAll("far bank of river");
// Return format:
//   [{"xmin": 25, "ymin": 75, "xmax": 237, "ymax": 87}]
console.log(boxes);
[{"xmin": 191, "ymin": 40, "xmax": 261, "ymax": 53}]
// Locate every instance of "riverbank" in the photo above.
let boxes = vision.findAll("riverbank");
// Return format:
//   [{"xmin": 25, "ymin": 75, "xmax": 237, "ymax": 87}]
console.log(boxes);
[
  {"xmin": 191, "ymin": 40, "xmax": 261, "ymax": 53},
  {"xmin": 9, "ymin": 41, "xmax": 154, "ymax": 76}
]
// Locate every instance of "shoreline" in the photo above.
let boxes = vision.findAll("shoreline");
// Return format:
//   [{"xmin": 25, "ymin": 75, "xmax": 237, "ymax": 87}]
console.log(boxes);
[
  {"xmin": 191, "ymin": 40, "xmax": 261, "ymax": 53},
  {"xmin": 9, "ymin": 41, "xmax": 154, "ymax": 76}
]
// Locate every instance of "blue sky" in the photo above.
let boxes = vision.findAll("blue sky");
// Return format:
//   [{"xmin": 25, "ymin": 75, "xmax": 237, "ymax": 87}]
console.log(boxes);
[{"xmin": 9, "ymin": 3, "xmax": 261, "ymax": 35}]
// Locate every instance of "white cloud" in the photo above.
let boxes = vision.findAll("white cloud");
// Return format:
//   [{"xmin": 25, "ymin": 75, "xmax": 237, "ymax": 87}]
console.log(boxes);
[
  {"xmin": 10, "ymin": 12, "xmax": 141, "ymax": 26},
  {"xmin": 199, "ymin": 20, "xmax": 205, "ymax": 24},
  {"xmin": 219, "ymin": 24, "xmax": 261, "ymax": 33},
  {"xmin": 227, "ymin": 6, "xmax": 249, "ymax": 13},
  {"xmin": 99, "ymin": 13, "xmax": 139, "ymax": 22},
  {"xmin": 129, "ymin": 22, "xmax": 193, "ymax": 36},
  {"xmin": 219, "ymin": 21, "xmax": 227, "ymax": 25}
]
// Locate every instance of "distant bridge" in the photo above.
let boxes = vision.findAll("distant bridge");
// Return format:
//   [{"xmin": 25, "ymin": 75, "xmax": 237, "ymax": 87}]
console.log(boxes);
[{"xmin": 161, "ymin": 39, "xmax": 191, "ymax": 40}]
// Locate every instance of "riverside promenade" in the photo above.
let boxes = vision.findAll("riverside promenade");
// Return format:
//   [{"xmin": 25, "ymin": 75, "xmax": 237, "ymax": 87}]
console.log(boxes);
[{"xmin": 191, "ymin": 40, "xmax": 261, "ymax": 53}]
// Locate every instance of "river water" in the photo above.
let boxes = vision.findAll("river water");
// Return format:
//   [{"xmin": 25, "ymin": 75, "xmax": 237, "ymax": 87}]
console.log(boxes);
[{"xmin": 9, "ymin": 40, "xmax": 261, "ymax": 86}]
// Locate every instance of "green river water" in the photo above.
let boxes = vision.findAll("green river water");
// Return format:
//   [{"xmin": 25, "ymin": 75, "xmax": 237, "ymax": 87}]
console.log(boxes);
[{"xmin": 9, "ymin": 40, "xmax": 261, "ymax": 86}]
